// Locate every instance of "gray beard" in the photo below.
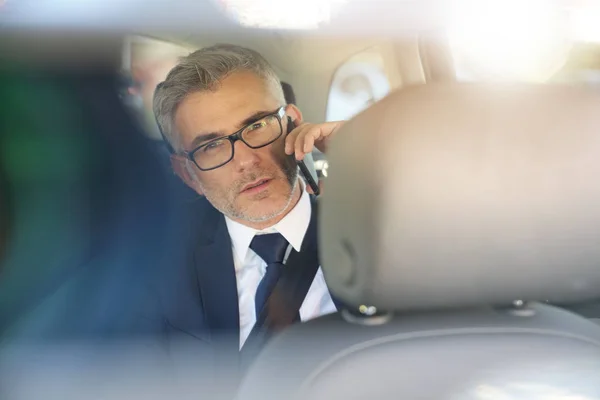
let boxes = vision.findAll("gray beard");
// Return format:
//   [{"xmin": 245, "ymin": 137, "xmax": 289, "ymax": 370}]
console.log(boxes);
[
  {"xmin": 235, "ymin": 175, "xmax": 300, "ymax": 223},
  {"xmin": 201, "ymin": 165, "xmax": 299, "ymax": 224}
]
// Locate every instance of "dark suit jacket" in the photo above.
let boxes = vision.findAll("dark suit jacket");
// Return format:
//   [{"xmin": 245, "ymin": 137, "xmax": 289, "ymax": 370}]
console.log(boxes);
[
  {"xmin": 148, "ymin": 193, "xmax": 323, "ymax": 351},
  {"xmin": 138, "ymin": 193, "xmax": 322, "ymax": 396},
  {"xmin": 148, "ymin": 195, "xmax": 239, "ymax": 346}
]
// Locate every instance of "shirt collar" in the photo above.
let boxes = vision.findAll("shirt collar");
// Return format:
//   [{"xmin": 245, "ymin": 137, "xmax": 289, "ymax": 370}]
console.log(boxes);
[{"xmin": 225, "ymin": 179, "xmax": 311, "ymax": 264}]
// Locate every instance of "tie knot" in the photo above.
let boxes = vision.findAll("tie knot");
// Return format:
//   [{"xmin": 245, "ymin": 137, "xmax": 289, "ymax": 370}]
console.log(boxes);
[{"xmin": 250, "ymin": 233, "xmax": 289, "ymax": 265}]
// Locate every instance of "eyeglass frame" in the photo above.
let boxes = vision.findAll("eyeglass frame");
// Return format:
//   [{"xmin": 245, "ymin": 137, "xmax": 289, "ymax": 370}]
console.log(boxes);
[{"xmin": 179, "ymin": 106, "xmax": 287, "ymax": 171}]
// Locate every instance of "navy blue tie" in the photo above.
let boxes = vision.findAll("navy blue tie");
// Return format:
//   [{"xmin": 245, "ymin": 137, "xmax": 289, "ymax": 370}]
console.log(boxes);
[{"xmin": 250, "ymin": 233, "xmax": 289, "ymax": 318}]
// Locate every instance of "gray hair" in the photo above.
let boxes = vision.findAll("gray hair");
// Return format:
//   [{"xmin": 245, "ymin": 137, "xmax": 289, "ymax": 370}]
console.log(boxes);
[{"xmin": 153, "ymin": 44, "xmax": 285, "ymax": 151}]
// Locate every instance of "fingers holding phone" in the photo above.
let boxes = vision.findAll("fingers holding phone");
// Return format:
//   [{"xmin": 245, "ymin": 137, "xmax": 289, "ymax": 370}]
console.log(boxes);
[{"xmin": 284, "ymin": 120, "xmax": 344, "ymax": 161}]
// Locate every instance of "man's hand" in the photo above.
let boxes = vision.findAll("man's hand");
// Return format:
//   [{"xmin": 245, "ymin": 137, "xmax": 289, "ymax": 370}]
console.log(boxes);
[{"xmin": 284, "ymin": 121, "xmax": 344, "ymax": 160}]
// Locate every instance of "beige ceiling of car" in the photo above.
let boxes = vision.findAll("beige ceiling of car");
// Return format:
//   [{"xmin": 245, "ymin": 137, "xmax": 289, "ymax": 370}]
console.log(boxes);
[{"xmin": 178, "ymin": 32, "xmax": 382, "ymax": 75}]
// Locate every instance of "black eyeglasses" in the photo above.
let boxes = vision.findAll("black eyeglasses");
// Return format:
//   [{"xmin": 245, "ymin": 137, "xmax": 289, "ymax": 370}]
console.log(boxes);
[{"xmin": 182, "ymin": 107, "xmax": 287, "ymax": 171}]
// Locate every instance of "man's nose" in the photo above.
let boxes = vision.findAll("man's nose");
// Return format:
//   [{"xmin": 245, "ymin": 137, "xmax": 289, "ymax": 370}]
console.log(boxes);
[{"xmin": 231, "ymin": 140, "xmax": 260, "ymax": 171}]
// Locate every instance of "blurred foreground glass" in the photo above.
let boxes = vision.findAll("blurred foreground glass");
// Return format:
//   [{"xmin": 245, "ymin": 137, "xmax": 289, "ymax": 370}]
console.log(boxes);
[
  {"xmin": 0, "ymin": 64, "xmax": 175, "ymax": 343},
  {"xmin": 214, "ymin": 0, "xmax": 348, "ymax": 29}
]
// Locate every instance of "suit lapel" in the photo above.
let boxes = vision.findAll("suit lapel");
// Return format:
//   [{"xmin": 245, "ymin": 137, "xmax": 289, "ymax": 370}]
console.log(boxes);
[
  {"xmin": 194, "ymin": 203, "xmax": 240, "ymax": 344},
  {"xmin": 192, "ymin": 195, "xmax": 336, "ymax": 347}
]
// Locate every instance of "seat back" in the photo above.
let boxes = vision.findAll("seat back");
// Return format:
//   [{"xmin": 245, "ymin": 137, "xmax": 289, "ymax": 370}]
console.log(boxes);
[
  {"xmin": 238, "ymin": 83, "xmax": 600, "ymax": 399},
  {"xmin": 241, "ymin": 304, "xmax": 600, "ymax": 399}
]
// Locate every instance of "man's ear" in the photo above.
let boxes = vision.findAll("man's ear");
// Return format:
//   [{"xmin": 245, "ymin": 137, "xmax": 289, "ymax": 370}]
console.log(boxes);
[
  {"xmin": 170, "ymin": 154, "xmax": 204, "ymax": 196},
  {"xmin": 286, "ymin": 104, "xmax": 303, "ymax": 124}
]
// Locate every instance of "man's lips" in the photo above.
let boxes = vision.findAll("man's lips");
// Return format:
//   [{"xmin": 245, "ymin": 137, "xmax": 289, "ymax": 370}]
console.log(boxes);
[{"xmin": 240, "ymin": 178, "xmax": 272, "ymax": 193}]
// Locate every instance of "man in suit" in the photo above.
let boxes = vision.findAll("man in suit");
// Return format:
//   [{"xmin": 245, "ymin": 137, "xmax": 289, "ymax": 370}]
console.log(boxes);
[{"xmin": 151, "ymin": 44, "xmax": 344, "ymax": 356}]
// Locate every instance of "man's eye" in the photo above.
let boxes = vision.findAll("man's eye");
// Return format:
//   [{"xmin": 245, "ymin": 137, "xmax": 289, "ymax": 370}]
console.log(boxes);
[
  {"xmin": 203, "ymin": 140, "xmax": 225, "ymax": 152},
  {"xmin": 248, "ymin": 121, "xmax": 267, "ymax": 131}
]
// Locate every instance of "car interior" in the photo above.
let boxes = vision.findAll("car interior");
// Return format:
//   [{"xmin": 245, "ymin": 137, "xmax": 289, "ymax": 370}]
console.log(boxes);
[
  {"xmin": 239, "ymin": 83, "xmax": 600, "ymax": 399},
  {"xmin": 2, "ymin": 0, "xmax": 600, "ymax": 398}
]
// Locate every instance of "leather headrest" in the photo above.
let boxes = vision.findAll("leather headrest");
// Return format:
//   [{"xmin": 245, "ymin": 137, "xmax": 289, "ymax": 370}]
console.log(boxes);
[{"xmin": 321, "ymin": 83, "xmax": 600, "ymax": 311}]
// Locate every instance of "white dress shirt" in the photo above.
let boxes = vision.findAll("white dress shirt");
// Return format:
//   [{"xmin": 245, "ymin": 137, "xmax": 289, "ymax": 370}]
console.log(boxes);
[{"xmin": 225, "ymin": 182, "xmax": 337, "ymax": 349}]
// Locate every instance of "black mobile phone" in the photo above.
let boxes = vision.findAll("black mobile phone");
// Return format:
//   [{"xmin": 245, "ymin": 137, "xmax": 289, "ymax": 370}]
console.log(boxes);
[{"xmin": 286, "ymin": 117, "xmax": 320, "ymax": 196}]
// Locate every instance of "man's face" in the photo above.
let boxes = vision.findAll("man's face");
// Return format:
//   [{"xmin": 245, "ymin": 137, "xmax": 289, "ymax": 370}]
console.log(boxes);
[{"xmin": 174, "ymin": 71, "xmax": 298, "ymax": 223}]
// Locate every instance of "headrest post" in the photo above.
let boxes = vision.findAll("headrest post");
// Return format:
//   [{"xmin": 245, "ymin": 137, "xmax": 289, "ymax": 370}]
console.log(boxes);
[{"xmin": 341, "ymin": 307, "xmax": 393, "ymax": 326}]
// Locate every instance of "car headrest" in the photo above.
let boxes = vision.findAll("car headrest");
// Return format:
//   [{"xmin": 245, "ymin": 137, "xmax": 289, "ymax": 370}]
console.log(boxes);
[{"xmin": 321, "ymin": 83, "xmax": 600, "ymax": 312}]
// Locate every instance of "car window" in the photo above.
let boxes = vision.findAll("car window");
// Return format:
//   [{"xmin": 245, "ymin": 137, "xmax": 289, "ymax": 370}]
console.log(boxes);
[
  {"xmin": 448, "ymin": 2, "xmax": 600, "ymax": 85},
  {"xmin": 124, "ymin": 36, "xmax": 192, "ymax": 140},
  {"xmin": 549, "ymin": 42, "xmax": 600, "ymax": 87},
  {"xmin": 326, "ymin": 47, "xmax": 391, "ymax": 121},
  {"xmin": 453, "ymin": 39, "xmax": 600, "ymax": 87}
]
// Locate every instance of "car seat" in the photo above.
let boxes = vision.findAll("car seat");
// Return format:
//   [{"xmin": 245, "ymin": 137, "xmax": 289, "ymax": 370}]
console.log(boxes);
[{"xmin": 238, "ymin": 83, "xmax": 600, "ymax": 400}]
